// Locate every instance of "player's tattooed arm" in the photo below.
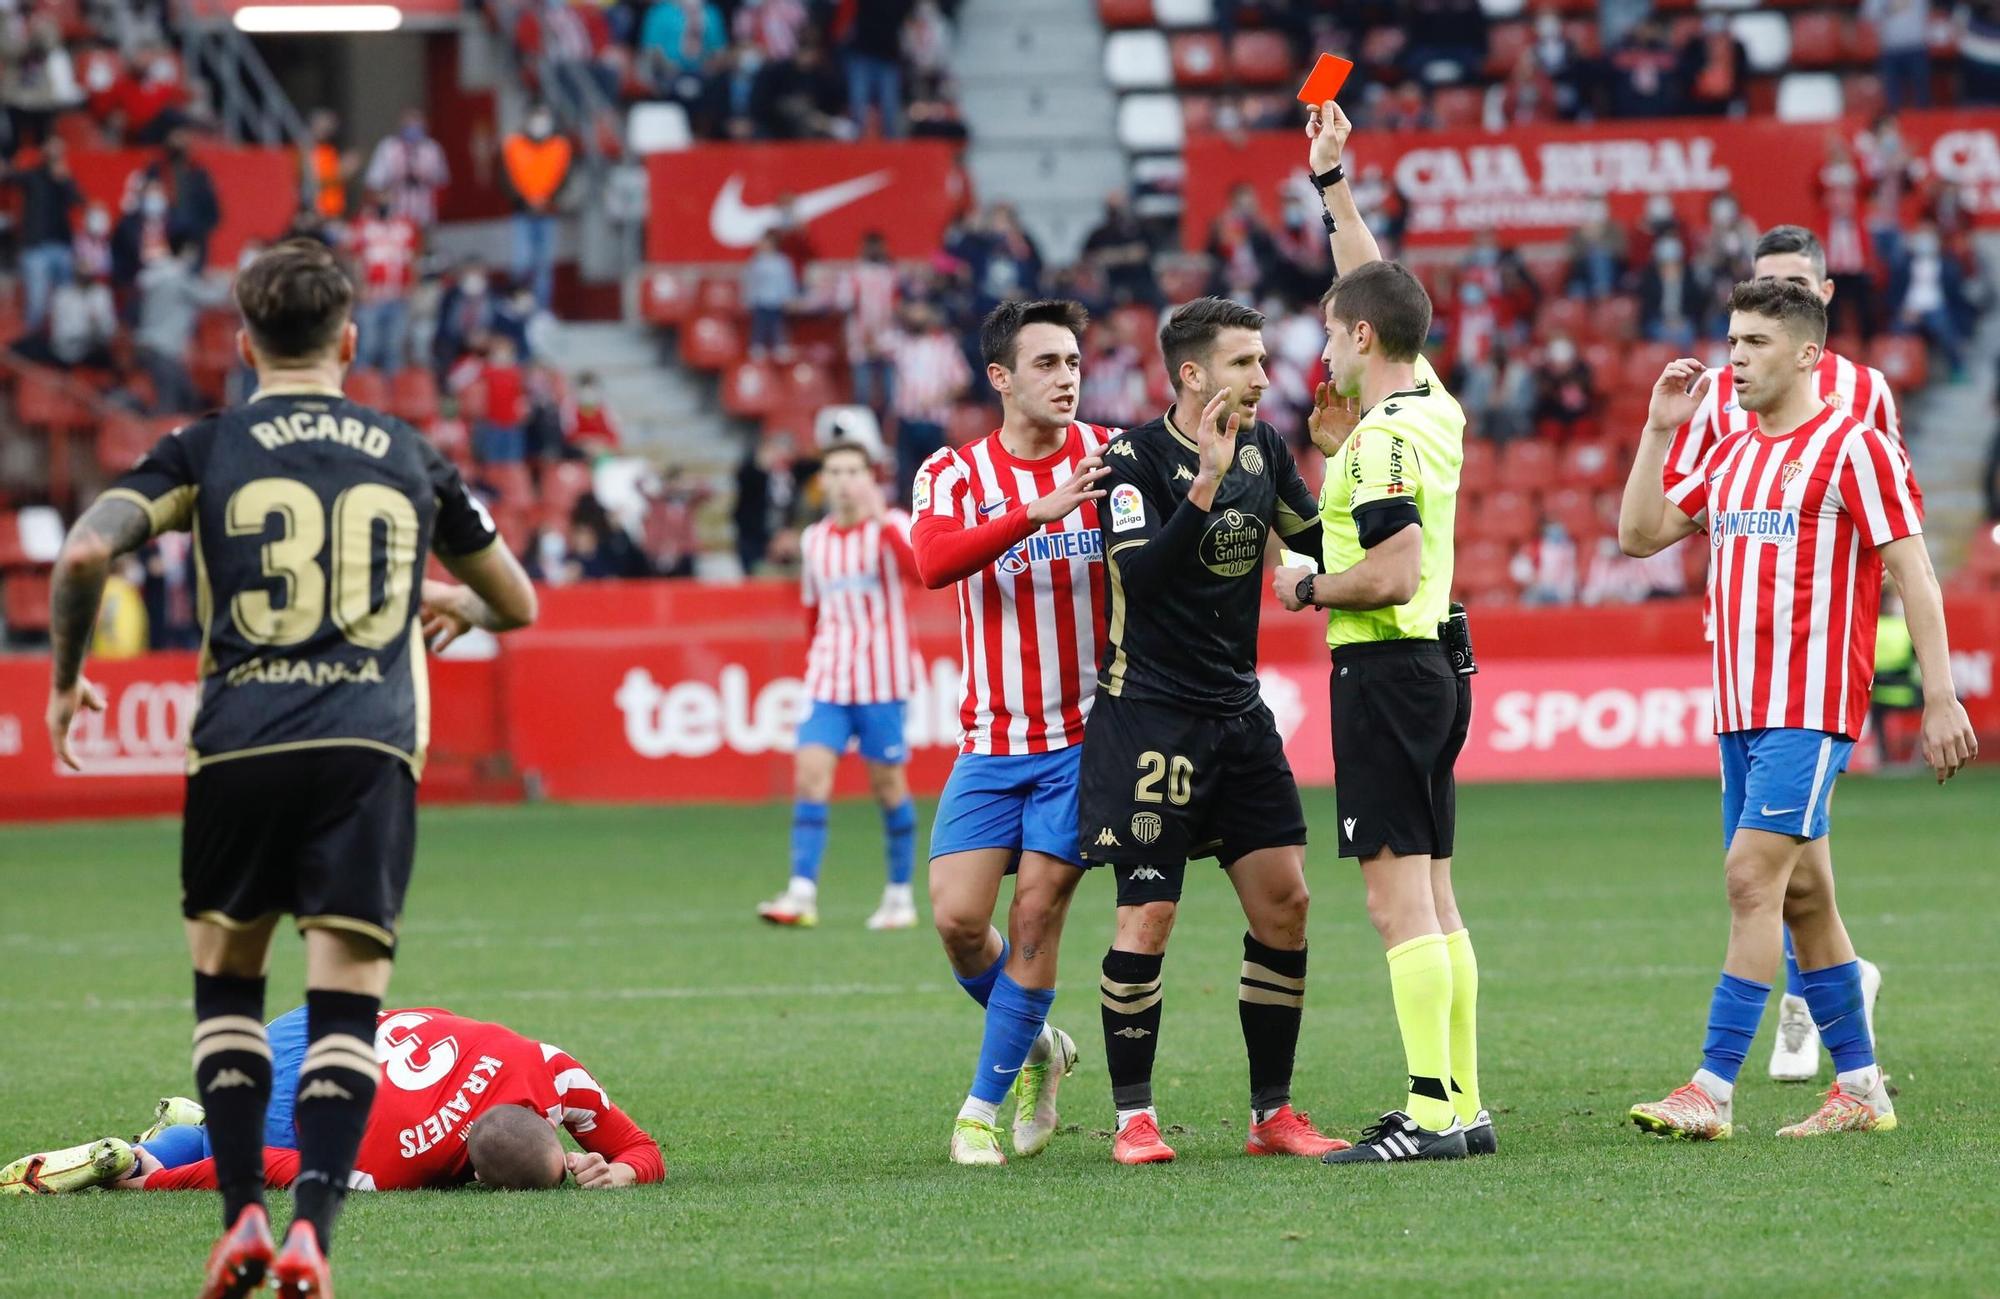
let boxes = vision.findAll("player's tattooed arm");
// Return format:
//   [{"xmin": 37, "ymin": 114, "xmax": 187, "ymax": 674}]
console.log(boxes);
[{"xmin": 49, "ymin": 497, "xmax": 151, "ymax": 691}]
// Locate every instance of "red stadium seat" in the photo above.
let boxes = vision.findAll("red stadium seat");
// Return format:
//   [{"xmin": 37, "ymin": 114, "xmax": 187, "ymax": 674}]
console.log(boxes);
[
  {"xmin": 390, "ymin": 368, "xmax": 440, "ymax": 425},
  {"xmin": 482, "ymin": 462, "xmax": 534, "ymax": 507},
  {"xmin": 1485, "ymin": 21, "xmax": 1530, "ymax": 77},
  {"xmin": 1790, "ymin": 13, "xmax": 1846, "ymax": 69},
  {"xmin": 682, "ymin": 315, "xmax": 744, "ymax": 371},
  {"xmin": 344, "ymin": 368, "xmax": 389, "ymax": 409},
  {"xmin": 1179, "ymin": 95, "xmax": 1218, "ymax": 134},
  {"xmin": 1589, "ymin": 295, "xmax": 1639, "ymax": 342},
  {"xmin": 538, "ymin": 461, "xmax": 594, "ymax": 529},
  {"xmin": 13, "ymin": 366, "xmax": 91, "ymax": 432},
  {"xmin": 1849, "ymin": 18, "xmax": 1882, "ymax": 61},
  {"xmin": 780, "ymin": 360, "xmax": 840, "ymax": 411},
  {"xmin": 0, "ymin": 512, "xmax": 24, "ymax": 569},
  {"xmin": 640, "ymin": 269, "xmax": 694, "ymax": 326},
  {"xmin": 1170, "ymin": 33, "xmax": 1227, "ymax": 87},
  {"xmin": 96, "ymin": 411, "xmax": 157, "ymax": 475},
  {"xmin": 1542, "ymin": 486, "xmax": 1598, "ymax": 541},
  {"xmin": 1454, "ymin": 540, "xmax": 1516, "ymax": 605},
  {"xmin": 1227, "ymin": 31, "xmax": 1292, "ymax": 86},
  {"xmin": 3, "ymin": 569, "xmax": 52, "ymax": 634},
  {"xmin": 1623, "ymin": 342, "xmax": 1678, "ymax": 392},
  {"xmin": 1536, "ymin": 297, "xmax": 1590, "ymax": 341},
  {"xmin": 1472, "ymin": 489, "xmax": 1539, "ymax": 547},
  {"xmin": 1097, "ymin": 0, "xmax": 1154, "ymax": 27},
  {"xmin": 1498, "ymin": 439, "xmax": 1558, "ymax": 492},
  {"xmin": 1460, "ymin": 436, "xmax": 1497, "ymax": 490},
  {"xmin": 696, "ymin": 276, "xmax": 742, "ymax": 316},
  {"xmin": 1841, "ymin": 73, "xmax": 1886, "ymax": 125},
  {"xmin": 1873, "ymin": 335, "xmax": 1929, "ymax": 392},
  {"xmin": 1559, "ymin": 439, "xmax": 1622, "ymax": 490},
  {"xmin": 722, "ymin": 360, "xmax": 782, "ymax": 418},
  {"xmin": 1431, "ymin": 86, "xmax": 1483, "ymax": 131}
]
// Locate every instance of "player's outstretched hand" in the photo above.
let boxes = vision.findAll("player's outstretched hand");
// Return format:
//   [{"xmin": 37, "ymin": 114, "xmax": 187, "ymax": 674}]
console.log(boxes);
[
  {"xmin": 566, "ymin": 1151, "xmax": 637, "ymax": 1189},
  {"xmin": 419, "ymin": 579, "xmax": 477, "ymax": 653},
  {"xmin": 1025, "ymin": 453, "xmax": 1109, "ymax": 524},
  {"xmin": 1196, "ymin": 387, "xmax": 1241, "ymax": 481},
  {"xmin": 1306, "ymin": 381, "xmax": 1359, "ymax": 458},
  {"xmin": 1307, "ymin": 99, "xmax": 1350, "ymax": 175},
  {"xmin": 1644, "ymin": 359, "xmax": 1712, "ymax": 437},
  {"xmin": 45, "ymin": 676, "xmax": 104, "ymax": 772},
  {"xmin": 1920, "ymin": 695, "xmax": 1979, "ymax": 784}
]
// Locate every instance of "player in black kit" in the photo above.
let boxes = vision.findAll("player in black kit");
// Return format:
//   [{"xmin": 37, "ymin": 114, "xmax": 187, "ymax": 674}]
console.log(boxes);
[
  {"xmin": 44, "ymin": 240, "xmax": 537, "ymax": 1298},
  {"xmin": 1077, "ymin": 297, "xmax": 1344, "ymax": 1165}
]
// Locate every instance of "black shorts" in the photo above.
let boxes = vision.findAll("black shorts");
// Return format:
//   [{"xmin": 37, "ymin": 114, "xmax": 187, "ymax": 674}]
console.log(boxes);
[
  {"xmin": 182, "ymin": 747, "xmax": 417, "ymax": 953},
  {"xmin": 1329, "ymin": 641, "xmax": 1472, "ymax": 860},
  {"xmin": 1077, "ymin": 692, "xmax": 1307, "ymax": 905}
]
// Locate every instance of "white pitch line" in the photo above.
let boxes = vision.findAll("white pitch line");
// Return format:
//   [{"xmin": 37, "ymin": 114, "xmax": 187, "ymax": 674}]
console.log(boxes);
[{"xmin": 0, "ymin": 981, "xmax": 951, "ymax": 1015}]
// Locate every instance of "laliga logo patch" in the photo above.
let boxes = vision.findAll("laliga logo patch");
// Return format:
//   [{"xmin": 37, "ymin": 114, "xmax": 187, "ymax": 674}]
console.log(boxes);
[
  {"xmin": 1131, "ymin": 811, "xmax": 1163, "ymax": 845},
  {"xmin": 912, "ymin": 471, "xmax": 932, "ymax": 512},
  {"xmin": 1109, "ymin": 483, "xmax": 1145, "ymax": 533},
  {"xmin": 1238, "ymin": 444, "xmax": 1265, "ymax": 476}
]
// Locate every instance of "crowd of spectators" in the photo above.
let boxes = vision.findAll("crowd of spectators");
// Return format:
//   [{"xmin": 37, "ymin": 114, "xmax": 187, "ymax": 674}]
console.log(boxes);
[{"xmin": 499, "ymin": 0, "xmax": 967, "ymax": 143}]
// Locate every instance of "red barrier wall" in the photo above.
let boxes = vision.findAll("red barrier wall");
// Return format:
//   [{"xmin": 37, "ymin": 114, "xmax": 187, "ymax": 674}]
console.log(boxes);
[
  {"xmin": 4, "ymin": 584, "xmax": 1996, "ymax": 820},
  {"xmin": 69, "ymin": 147, "xmax": 298, "ymax": 267}
]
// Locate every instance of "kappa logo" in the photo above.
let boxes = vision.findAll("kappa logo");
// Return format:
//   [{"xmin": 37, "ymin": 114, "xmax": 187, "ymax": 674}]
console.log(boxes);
[
  {"xmin": 1095, "ymin": 827, "xmax": 1122, "ymax": 848},
  {"xmin": 1126, "ymin": 865, "xmax": 1165, "ymax": 881},
  {"xmin": 1173, "ymin": 463, "xmax": 1195, "ymax": 482},
  {"xmin": 298, "ymin": 1079, "xmax": 355, "ymax": 1102},
  {"xmin": 205, "ymin": 1068, "xmax": 255, "ymax": 1092},
  {"xmin": 708, "ymin": 171, "xmax": 894, "ymax": 248},
  {"xmin": 1106, "ymin": 440, "xmax": 1137, "ymax": 458},
  {"xmin": 1113, "ymin": 1027, "xmax": 1153, "ymax": 1039},
  {"xmin": 1342, "ymin": 817, "xmax": 1358, "ymax": 840}
]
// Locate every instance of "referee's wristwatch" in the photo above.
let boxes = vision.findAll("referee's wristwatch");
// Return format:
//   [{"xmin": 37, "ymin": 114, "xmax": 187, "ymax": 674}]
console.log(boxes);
[{"xmin": 1295, "ymin": 574, "xmax": 1318, "ymax": 610}]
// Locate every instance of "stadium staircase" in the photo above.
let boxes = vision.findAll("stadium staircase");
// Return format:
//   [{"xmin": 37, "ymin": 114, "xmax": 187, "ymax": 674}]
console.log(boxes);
[
  {"xmin": 1910, "ymin": 233, "xmax": 2000, "ymax": 582},
  {"xmin": 950, "ymin": 0, "xmax": 1123, "ymax": 263}
]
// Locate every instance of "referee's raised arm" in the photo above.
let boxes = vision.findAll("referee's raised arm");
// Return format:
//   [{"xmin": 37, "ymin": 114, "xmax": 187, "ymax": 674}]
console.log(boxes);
[{"xmin": 1306, "ymin": 100, "xmax": 1381, "ymax": 275}]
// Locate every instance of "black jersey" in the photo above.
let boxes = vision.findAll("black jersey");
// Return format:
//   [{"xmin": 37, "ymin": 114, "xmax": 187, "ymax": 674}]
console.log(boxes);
[
  {"xmin": 1096, "ymin": 409, "xmax": 1321, "ymax": 716},
  {"xmin": 102, "ymin": 386, "xmax": 500, "ymax": 775}
]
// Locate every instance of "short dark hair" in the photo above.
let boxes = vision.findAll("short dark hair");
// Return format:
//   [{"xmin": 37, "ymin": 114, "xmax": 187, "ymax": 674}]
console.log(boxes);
[
  {"xmin": 1754, "ymin": 224, "xmax": 1827, "ymax": 280},
  {"xmin": 980, "ymin": 299, "xmax": 1089, "ymax": 370},
  {"xmin": 1728, "ymin": 277, "xmax": 1827, "ymax": 346},
  {"xmin": 1323, "ymin": 261, "xmax": 1431, "ymax": 362},
  {"xmin": 466, "ymin": 1106, "xmax": 565, "ymax": 1190},
  {"xmin": 1158, "ymin": 296, "xmax": 1264, "ymax": 392},
  {"xmin": 233, "ymin": 239, "xmax": 354, "ymax": 362},
  {"xmin": 820, "ymin": 440, "xmax": 873, "ymax": 468}
]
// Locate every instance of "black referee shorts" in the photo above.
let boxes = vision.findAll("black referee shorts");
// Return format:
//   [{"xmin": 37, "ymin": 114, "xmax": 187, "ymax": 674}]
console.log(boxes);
[
  {"xmin": 181, "ymin": 746, "xmax": 417, "ymax": 953},
  {"xmin": 1330, "ymin": 640, "xmax": 1472, "ymax": 861},
  {"xmin": 1077, "ymin": 692, "xmax": 1307, "ymax": 905}
]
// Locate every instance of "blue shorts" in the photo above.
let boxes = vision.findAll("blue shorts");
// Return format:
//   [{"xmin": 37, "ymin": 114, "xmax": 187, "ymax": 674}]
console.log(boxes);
[
  {"xmin": 796, "ymin": 699, "xmax": 908, "ymax": 765},
  {"xmin": 930, "ymin": 748, "xmax": 1083, "ymax": 868},
  {"xmin": 1718, "ymin": 728, "xmax": 1855, "ymax": 848},
  {"xmin": 139, "ymin": 1006, "xmax": 312, "ymax": 1168}
]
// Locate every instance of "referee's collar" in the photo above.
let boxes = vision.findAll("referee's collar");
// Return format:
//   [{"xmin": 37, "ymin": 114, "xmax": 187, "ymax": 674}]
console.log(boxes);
[{"xmin": 1366, "ymin": 380, "xmax": 1432, "ymax": 415}]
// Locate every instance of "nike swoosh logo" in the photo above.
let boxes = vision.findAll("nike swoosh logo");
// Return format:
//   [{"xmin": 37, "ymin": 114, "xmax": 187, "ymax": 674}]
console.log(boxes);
[
  {"xmin": 1760, "ymin": 804, "xmax": 1800, "ymax": 817},
  {"xmin": 991, "ymin": 1064, "xmax": 1021, "ymax": 1075},
  {"xmin": 709, "ymin": 171, "xmax": 894, "ymax": 249}
]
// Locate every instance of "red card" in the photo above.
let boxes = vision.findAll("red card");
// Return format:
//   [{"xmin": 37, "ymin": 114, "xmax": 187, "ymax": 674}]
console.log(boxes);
[{"xmin": 1295, "ymin": 53, "xmax": 1354, "ymax": 106}]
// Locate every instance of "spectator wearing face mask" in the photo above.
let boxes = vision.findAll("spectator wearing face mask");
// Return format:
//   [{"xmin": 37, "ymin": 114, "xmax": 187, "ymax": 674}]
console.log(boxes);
[
  {"xmin": 502, "ymin": 104, "xmax": 572, "ymax": 310},
  {"xmin": 1891, "ymin": 222, "xmax": 1970, "ymax": 379},
  {"xmin": 1677, "ymin": 14, "xmax": 1751, "ymax": 117},
  {"xmin": 563, "ymin": 372, "xmax": 624, "ymax": 457},
  {"xmin": 3, "ymin": 136, "xmax": 81, "ymax": 331},
  {"xmin": 347, "ymin": 192, "xmax": 421, "ymax": 371},
  {"xmin": 74, "ymin": 202, "xmax": 113, "ymax": 281},
  {"xmin": 1534, "ymin": 335, "xmax": 1598, "ymax": 441},
  {"xmin": 1639, "ymin": 234, "xmax": 1708, "ymax": 349},
  {"xmin": 743, "ymin": 229, "xmax": 799, "ymax": 357},
  {"xmin": 1564, "ymin": 202, "xmax": 1628, "ymax": 300},
  {"xmin": 134, "ymin": 238, "xmax": 230, "ymax": 413},
  {"xmin": 2, "ymin": 15, "xmax": 84, "ymax": 153},
  {"xmin": 366, "ymin": 108, "xmax": 452, "ymax": 228},
  {"xmin": 432, "ymin": 262, "xmax": 497, "ymax": 377},
  {"xmin": 111, "ymin": 179, "xmax": 174, "ymax": 311},
  {"xmin": 139, "ymin": 127, "xmax": 221, "ymax": 268}
]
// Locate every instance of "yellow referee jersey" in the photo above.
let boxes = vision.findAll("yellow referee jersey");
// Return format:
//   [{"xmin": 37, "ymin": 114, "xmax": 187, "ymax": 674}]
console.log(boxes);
[{"xmin": 1319, "ymin": 354, "xmax": 1465, "ymax": 647}]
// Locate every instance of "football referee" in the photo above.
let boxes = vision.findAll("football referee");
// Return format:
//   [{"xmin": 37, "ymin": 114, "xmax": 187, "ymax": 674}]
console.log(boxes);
[{"xmin": 1270, "ymin": 100, "xmax": 1486, "ymax": 1165}]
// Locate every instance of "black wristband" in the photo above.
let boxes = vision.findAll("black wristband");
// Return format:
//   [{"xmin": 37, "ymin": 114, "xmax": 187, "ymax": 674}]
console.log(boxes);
[
  {"xmin": 1295, "ymin": 575, "xmax": 1317, "ymax": 609},
  {"xmin": 1310, "ymin": 163, "xmax": 1345, "ymax": 194}
]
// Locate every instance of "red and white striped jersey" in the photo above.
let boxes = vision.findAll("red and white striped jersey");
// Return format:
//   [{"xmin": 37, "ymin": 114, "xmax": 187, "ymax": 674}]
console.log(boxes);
[
  {"xmin": 1663, "ymin": 350, "xmax": 1903, "ymax": 496},
  {"xmin": 800, "ymin": 510, "xmax": 918, "ymax": 704},
  {"xmin": 913, "ymin": 423, "xmax": 1115, "ymax": 755},
  {"xmin": 1665, "ymin": 405, "xmax": 1924, "ymax": 739},
  {"xmin": 348, "ymin": 214, "xmax": 419, "ymax": 304}
]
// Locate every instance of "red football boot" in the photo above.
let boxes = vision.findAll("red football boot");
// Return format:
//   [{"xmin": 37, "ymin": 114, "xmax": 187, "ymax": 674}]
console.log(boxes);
[
  {"xmin": 1245, "ymin": 1105, "xmax": 1350, "ymax": 1157},
  {"xmin": 1111, "ymin": 1112, "xmax": 1176, "ymax": 1165},
  {"xmin": 270, "ymin": 1220, "xmax": 335, "ymax": 1298},
  {"xmin": 197, "ymin": 1204, "xmax": 274, "ymax": 1299}
]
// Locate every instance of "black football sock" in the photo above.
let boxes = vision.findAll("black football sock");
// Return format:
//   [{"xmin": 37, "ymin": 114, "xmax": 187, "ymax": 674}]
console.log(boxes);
[
  {"xmin": 1238, "ymin": 934, "xmax": 1308, "ymax": 1119},
  {"xmin": 1100, "ymin": 949, "xmax": 1164, "ymax": 1118},
  {"xmin": 191, "ymin": 971, "xmax": 271, "ymax": 1228},
  {"xmin": 290, "ymin": 989, "xmax": 381, "ymax": 1254}
]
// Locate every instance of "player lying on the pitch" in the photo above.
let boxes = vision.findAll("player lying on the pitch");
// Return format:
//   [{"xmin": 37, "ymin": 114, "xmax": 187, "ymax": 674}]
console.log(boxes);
[{"xmin": 1, "ymin": 1005, "xmax": 664, "ymax": 1195}]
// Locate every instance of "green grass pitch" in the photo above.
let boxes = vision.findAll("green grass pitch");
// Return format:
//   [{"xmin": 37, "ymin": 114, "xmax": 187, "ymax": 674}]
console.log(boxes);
[{"xmin": 2, "ymin": 773, "xmax": 1997, "ymax": 1297}]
